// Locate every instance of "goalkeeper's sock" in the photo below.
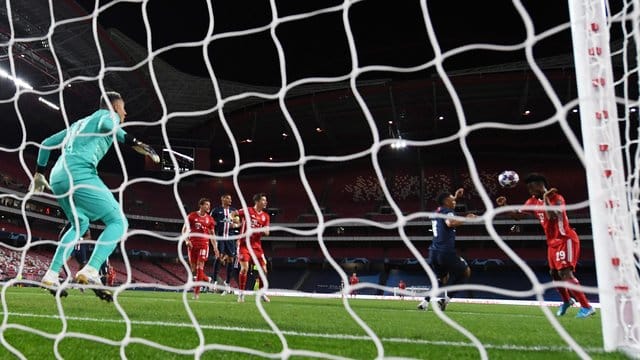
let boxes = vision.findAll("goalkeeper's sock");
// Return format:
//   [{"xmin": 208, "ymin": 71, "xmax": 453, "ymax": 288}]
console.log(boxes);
[
  {"xmin": 556, "ymin": 287, "xmax": 571, "ymax": 302},
  {"xmin": 239, "ymin": 272, "xmax": 247, "ymax": 291},
  {"xmin": 566, "ymin": 277, "xmax": 591, "ymax": 308}
]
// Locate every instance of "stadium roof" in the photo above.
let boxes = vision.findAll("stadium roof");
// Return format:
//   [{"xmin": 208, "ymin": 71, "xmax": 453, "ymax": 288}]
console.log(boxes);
[{"xmin": 1, "ymin": 0, "xmax": 634, "ymax": 169}]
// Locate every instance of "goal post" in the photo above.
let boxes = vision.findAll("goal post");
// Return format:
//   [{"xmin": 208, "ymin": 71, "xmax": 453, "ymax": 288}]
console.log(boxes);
[{"xmin": 568, "ymin": 0, "xmax": 640, "ymax": 353}]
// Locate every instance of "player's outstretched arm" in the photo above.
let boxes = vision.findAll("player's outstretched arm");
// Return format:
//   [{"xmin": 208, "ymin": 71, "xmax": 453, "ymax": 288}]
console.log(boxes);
[
  {"xmin": 446, "ymin": 213, "xmax": 477, "ymax": 228},
  {"xmin": 32, "ymin": 128, "xmax": 67, "ymax": 193}
]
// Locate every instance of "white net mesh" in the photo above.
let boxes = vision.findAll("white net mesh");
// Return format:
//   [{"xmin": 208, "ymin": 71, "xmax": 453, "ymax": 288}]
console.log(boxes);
[{"xmin": 1, "ymin": 0, "xmax": 640, "ymax": 358}]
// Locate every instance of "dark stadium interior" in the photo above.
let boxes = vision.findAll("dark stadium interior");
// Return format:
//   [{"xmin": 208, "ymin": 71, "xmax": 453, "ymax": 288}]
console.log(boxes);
[{"xmin": 2, "ymin": 0, "xmax": 635, "ymax": 303}]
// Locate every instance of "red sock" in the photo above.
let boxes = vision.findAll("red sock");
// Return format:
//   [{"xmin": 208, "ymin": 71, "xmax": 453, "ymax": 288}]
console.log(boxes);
[
  {"xmin": 567, "ymin": 277, "xmax": 591, "ymax": 308},
  {"xmin": 192, "ymin": 275, "xmax": 199, "ymax": 296},
  {"xmin": 556, "ymin": 287, "xmax": 571, "ymax": 302},
  {"xmin": 194, "ymin": 275, "xmax": 200, "ymax": 297},
  {"xmin": 239, "ymin": 272, "xmax": 247, "ymax": 291},
  {"xmin": 197, "ymin": 269, "xmax": 207, "ymax": 281}
]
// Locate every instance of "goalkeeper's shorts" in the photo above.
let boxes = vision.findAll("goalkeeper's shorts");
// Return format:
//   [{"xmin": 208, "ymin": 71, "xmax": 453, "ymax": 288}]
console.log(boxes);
[{"xmin": 50, "ymin": 173, "xmax": 121, "ymax": 223}]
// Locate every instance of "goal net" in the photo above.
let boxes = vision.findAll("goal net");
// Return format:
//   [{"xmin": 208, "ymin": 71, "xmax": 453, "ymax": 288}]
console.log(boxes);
[{"xmin": 0, "ymin": 0, "xmax": 639, "ymax": 358}]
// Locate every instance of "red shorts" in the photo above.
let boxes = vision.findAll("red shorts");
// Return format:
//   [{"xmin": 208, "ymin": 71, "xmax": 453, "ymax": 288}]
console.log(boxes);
[
  {"xmin": 188, "ymin": 243, "xmax": 209, "ymax": 264},
  {"xmin": 238, "ymin": 246, "xmax": 266, "ymax": 267},
  {"xmin": 547, "ymin": 237, "xmax": 580, "ymax": 270}
]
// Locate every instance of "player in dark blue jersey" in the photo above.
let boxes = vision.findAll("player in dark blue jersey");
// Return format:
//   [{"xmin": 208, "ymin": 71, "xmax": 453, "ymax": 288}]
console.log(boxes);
[
  {"xmin": 418, "ymin": 188, "xmax": 476, "ymax": 311},
  {"xmin": 210, "ymin": 194, "xmax": 239, "ymax": 294}
]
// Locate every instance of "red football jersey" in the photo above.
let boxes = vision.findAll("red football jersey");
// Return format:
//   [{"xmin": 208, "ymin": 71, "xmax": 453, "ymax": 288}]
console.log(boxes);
[
  {"xmin": 237, "ymin": 207, "xmax": 270, "ymax": 249},
  {"xmin": 349, "ymin": 275, "xmax": 359, "ymax": 285},
  {"xmin": 186, "ymin": 211, "xmax": 215, "ymax": 245},
  {"xmin": 523, "ymin": 193, "xmax": 578, "ymax": 244}
]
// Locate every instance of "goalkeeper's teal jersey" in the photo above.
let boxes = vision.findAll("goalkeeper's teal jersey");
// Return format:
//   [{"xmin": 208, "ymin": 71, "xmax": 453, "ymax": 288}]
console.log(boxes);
[{"xmin": 37, "ymin": 109, "xmax": 127, "ymax": 182}]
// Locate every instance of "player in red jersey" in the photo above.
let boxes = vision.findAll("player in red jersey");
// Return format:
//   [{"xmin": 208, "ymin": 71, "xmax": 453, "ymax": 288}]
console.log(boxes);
[
  {"xmin": 398, "ymin": 279, "xmax": 406, "ymax": 299},
  {"xmin": 496, "ymin": 173, "xmax": 595, "ymax": 318},
  {"xmin": 232, "ymin": 193, "xmax": 270, "ymax": 302},
  {"xmin": 349, "ymin": 273, "xmax": 359, "ymax": 298},
  {"xmin": 182, "ymin": 197, "xmax": 218, "ymax": 300},
  {"xmin": 106, "ymin": 265, "xmax": 116, "ymax": 287}
]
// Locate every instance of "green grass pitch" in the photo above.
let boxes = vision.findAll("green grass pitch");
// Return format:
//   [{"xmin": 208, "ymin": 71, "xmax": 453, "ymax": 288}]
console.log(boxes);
[{"xmin": 0, "ymin": 287, "xmax": 627, "ymax": 359}]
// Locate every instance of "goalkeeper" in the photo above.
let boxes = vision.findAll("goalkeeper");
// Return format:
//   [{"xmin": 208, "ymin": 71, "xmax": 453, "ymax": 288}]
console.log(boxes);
[{"xmin": 32, "ymin": 91, "xmax": 159, "ymax": 301}]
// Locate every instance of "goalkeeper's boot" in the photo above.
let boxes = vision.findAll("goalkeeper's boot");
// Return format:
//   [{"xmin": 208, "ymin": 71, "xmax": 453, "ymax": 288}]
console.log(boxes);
[
  {"xmin": 41, "ymin": 271, "xmax": 68, "ymax": 298},
  {"xmin": 556, "ymin": 298, "xmax": 576, "ymax": 317},
  {"xmin": 417, "ymin": 299, "xmax": 429, "ymax": 310},
  {"xmin": 261, "ymin": 294, "xmax": 271, "ymax": 303},
  {"xmin": 75, "ymin": 268, "xmax": 113, "ymax": 302},
  {"xmin": 575, "ymin": 306, "xmax": 596, "ymax": 319}
]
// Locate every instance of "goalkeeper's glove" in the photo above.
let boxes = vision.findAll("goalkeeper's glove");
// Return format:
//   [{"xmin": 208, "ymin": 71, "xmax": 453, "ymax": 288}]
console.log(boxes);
[
  {"xmin": 31, "ymin": 172, "xmax": 51, "ymax": 193},
  {"xmin": 132, "ymin": 141, "xmax": 160, "ymax": 163}
]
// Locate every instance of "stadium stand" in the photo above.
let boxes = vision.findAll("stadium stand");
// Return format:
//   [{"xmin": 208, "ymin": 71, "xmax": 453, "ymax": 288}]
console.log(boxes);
[{"xmin": 0, "ymin": 149, "xmax": 599, "ymax": 302}]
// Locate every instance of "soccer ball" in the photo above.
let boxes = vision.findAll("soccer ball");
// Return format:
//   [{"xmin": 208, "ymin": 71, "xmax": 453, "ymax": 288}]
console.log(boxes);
[{"xmin": 498, "ymin": 170, "xmax": 519, "ymax": 188}]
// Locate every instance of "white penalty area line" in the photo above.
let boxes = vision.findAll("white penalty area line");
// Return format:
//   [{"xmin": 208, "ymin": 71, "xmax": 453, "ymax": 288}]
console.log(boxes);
[{"xmin": 3, "ymin": 311, "xmax": 606, "ymax": 354}]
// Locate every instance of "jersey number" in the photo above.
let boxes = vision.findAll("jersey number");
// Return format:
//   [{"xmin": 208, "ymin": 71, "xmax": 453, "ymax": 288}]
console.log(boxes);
[
  {"xmin": 65, "ymin": 120, "xmax": 89, "ymax": 153},
  {"xmin": 555, "ymin": 250, "xmax": 566, "ymax": 261}
]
